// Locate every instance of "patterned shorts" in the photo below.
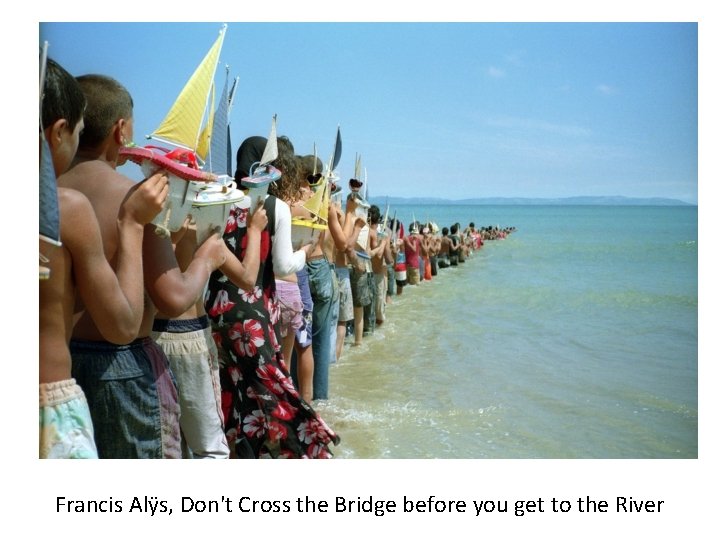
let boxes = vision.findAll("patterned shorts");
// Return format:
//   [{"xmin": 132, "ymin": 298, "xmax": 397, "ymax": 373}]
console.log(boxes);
[
  {"xmin": 275, "ymin": 279, "xmax": 305, "ymax": 338},
  {"xmin": 296, "ymin": 268, "xmax": 314, "ymax": 348},
  {"xmin": 39, "ymin": 379, "xmax": 98, "ymax": 459},
  {"xmin": 350, "ymin": 268, "xmax": 372, "ymax": 307},
  {"xmin": 335, "ymin": 267, "xmax": 354, "ymax": 322}
]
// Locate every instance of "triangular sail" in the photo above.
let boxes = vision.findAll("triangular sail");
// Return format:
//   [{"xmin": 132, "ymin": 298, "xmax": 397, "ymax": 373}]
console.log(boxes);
[
  {"xmin": 148, "ymin": 24, "xmax": 226, "ymax": 152},
  {"xmin": 259, "ymin": 114, "xmax": 278, "ymax": 166},
  {"xmin": 354, "ymin": 153, "xmax": 361, "ymax": 179},
  {"xmin": 202, "ymin": 67, "xmax": 230, "ymax": 174},
  {"xmin": 332, "ymin": 126, "xmax": 342, "ymax": 171},
  {"xmin": 364, "ymin": 167, "xmax": 369, "ymax": 200},
  {"xmin": 226, "ymin": 76, "xmax": 239, "ymax": 175},
  {"xmin": 327, "ymin": 126, "xmax": 342, "ymax": 172},
  {"xmin": 196, "ymin": 82, "xmax": 215, "ymax": 161},
  {"xmin": 319, "ymin": 180, "xmax": 329, "ymax": 221},
  {"xmin": 301, "ymin": 179, "xmax": 329, "ymax": 222}
]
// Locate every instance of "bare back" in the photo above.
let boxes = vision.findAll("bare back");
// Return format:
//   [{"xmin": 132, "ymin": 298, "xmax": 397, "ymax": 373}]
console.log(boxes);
[
  {"xmin": 58, "ymin": 161, "xmax": 157, "ymax": 339},
  {"xmin": 155, "ymin": 225, "xmax": 205, "ymax": 321},
  {"xmin": 39, "ymin": 188, "xmax": 118, "ymax": 382},
  {"xmin": 440, "ymin": 236, "xmax": 451, "ymax": 256},
  {"xmin": 39, "ymin": 230, "xmax": 74, "ymax": 384}
]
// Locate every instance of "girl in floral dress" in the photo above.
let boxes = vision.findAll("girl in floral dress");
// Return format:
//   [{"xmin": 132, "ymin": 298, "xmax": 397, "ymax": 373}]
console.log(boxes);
[{"xmin": 205, "ymin": 136, "xmax": 340, "ymax": 458}]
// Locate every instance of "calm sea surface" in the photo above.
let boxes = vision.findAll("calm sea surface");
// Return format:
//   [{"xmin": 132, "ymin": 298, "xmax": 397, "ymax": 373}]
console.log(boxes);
[{"xmin": 313, "ymin": 205, "xmax": 698, "ymax": 458}]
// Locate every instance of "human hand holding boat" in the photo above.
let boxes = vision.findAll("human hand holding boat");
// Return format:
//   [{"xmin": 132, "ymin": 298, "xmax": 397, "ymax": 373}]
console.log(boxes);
[
  {"xmin": 119, "ymin": 171, "xmax": 169, "ymax": 226},
  {"xmin": 299, "ymin": 234, "xmax": 321, "ymax": 257},
  {"xmin": 247, "ymin": 197, "xmax": 268, "ymax": 233},
  {"xmin": 193, "ymin": 229, "xmax": 227, "ymax": 273},
  {"xmin": 345, "ymin": 194, "xmax": 358, "ymax": 215}
]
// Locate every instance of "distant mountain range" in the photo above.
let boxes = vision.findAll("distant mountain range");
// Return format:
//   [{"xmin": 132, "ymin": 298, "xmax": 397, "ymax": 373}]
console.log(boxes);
[{"xmin": 370, "ymin": 195, "xmax": 695, "ymax": 206}]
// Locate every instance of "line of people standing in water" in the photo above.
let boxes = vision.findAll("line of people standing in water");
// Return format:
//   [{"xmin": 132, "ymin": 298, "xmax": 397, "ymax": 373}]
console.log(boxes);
[
  {"xmin": 39, "ymin": 56, "xmax": 513, "ymax": 459},
  {"xmin": 344, "ymin": 214, "xmax": 516, "ymax": 343}
]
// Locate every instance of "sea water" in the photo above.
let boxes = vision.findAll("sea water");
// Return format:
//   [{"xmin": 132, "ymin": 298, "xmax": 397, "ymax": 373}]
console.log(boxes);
[{"xmin": 313, "ymin": 205, "xmax": 698, "ymax": 458}]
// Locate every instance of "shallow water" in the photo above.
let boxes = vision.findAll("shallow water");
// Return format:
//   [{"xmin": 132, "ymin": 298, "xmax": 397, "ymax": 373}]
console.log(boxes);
[{"xmin": 314, "ymin": 205, "xmax": 698, "ymax": 458}]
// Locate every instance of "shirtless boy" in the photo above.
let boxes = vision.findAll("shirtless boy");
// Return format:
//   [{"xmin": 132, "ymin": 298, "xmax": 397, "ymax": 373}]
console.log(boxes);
[
  {"xmin": 58, "ymin": 74, "xmax": 226, "ymax": 458},
  {"xmin": 39, "ymin": 58, "xmax": 168, "ymax": 458}
]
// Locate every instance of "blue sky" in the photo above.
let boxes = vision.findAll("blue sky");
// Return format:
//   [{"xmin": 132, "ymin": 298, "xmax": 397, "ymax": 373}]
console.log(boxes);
[{"xmin": 40, "ymin": 22, "xmax": 698, "ymax": 203}]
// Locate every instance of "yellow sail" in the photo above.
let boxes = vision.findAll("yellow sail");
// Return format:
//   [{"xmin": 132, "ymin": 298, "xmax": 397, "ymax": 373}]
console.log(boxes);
[
  {"xmin": 149, "ymin": 25, "xmax": 226, "ymax": 151},
  {"xmin": 196, "ymin": 82, "xmax": 215, "ymax": 160},
  {"xmin": 318, "ymin": 178, "xmax": 329, "ymax": 222},
  {"xmin": 298, "ymin": 179, "xmax": 329, "ymax": 226},
  {"xmin": 291, "ymin": 179, "xmax": 327, "ymax": 249}
]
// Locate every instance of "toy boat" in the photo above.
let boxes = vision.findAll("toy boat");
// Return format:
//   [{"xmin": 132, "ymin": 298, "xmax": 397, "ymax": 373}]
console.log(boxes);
[
  {"xmin": 239, "ymin": 115, "xmax": 281, "ymax": 213},
  {"xmin": 291, "ymin": 177, "xmax": 329, "ymax": 250},
  {"xmin": 118, "ymin": 24, "xmax": 246, "ymax": 239}
]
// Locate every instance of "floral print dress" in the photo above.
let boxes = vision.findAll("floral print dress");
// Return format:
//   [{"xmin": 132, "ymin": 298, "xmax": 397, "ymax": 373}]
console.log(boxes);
[{"xmin": 205, "ymin": 196, "xmax": 340, "ymax": 458}]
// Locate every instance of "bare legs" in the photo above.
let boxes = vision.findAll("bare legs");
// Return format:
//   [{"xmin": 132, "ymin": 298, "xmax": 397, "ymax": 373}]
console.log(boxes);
[
  {"xmin": 353, "ymin": 306, "xmax": 364, "ymax": 346},
  {"xmin": 336, "ymin": 321, "xmax": 347, "ymax": 361},
  {"xmin": 294, "ymin": 342, "xmax": 314, "ymax": 402}
]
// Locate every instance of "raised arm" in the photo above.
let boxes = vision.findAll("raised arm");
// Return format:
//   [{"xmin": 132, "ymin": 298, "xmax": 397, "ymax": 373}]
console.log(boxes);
[
  {"xmin": 327, "ymin": 201, "xmax": 349, "ymax": 252},
  {"xmin": 143, "ymin": 214, "xmax": 227, "ymax": 317},
  {"xmin": 219, "ymin": 198, "xmax": 268, "ymax": 291},
  {"xmin": 272, "ymin": 197, "xmax": 309, "ymax": 276},
  {"xmin": 383, "ymin": 236, "xmax": 394, "ymax": 264},
  {"xmin": 370, "ymin": 234, "xmax": 387, "ymax": 259}
]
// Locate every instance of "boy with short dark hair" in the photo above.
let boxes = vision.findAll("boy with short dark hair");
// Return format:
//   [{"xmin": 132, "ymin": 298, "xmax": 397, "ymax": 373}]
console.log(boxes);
[
  {"xmin": 58, "ymin": 74, "xmax": 227, "ymax": 458},
  {"xmin": 39, "ymin": 57, "xmax": 169, "ymax": 458}
]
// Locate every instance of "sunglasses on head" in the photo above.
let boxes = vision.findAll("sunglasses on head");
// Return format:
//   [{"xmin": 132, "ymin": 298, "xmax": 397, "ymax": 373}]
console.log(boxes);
[
  {"xmin": 349, "ymin": 178, "xmax": 363, "ymax": 188},
  {"xmin": 306, "ymin": 173, "xmax": 322, "ymax": 186}
]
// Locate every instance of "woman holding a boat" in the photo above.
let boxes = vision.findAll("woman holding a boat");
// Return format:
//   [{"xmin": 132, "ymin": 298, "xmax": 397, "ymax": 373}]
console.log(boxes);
[{"xmin": 205, "ymin": 135, "xmax": 340, "ymax": 458}]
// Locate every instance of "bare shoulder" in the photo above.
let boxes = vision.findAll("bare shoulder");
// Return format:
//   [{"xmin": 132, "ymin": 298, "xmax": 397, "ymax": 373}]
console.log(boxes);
[
  {"xmin": 57, "ymin": 186, "xmax": 93, "ymax": 214},
  {"xmin": 60, "ymin": 161, "xmax": 135, "ymax": 202},
  {"xmin": 57, "ymin": 187, "xmax": 101, "ymax": 240}
]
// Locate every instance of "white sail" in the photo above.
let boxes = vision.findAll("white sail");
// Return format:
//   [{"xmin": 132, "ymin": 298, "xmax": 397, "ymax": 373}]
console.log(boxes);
[{"xmin": 260, "ymin": 114, "xmax": 278, "ymax": 166}]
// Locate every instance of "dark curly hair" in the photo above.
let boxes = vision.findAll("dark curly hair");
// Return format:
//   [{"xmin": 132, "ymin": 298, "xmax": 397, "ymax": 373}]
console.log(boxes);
[
  {"xmin": 235, "ymin": 134, "xmax": 302, "ymax": 203},
  {"xmin": 268, "ymin": 135, "xmax": 302, "ymax": 203}
]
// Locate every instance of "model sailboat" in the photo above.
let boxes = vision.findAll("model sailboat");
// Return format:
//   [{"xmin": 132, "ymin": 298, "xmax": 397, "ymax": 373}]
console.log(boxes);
[
  {"xmin": 349, "ymin": 154, "xmax": 370, "ymax": 224},
  {"xmin": 290, "ymin": 177, "xmax": 330, "ymax": 249},
  {"xmin": 289, "ymin": 127, "xmax": 340, "ymax": 249},
  {"xmin": 119, "ymin": 24, "xmax": 244, "ymax": 237},
  {"xmin": 239, "ymin": 114, "xmax": 281, "ymax": 213}
]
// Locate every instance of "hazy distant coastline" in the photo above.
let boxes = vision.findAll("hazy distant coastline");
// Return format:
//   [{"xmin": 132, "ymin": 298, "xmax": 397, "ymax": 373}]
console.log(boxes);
[{"xmin": 372, "ymin": 195, "xmax": 695, "ymax": 206}]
